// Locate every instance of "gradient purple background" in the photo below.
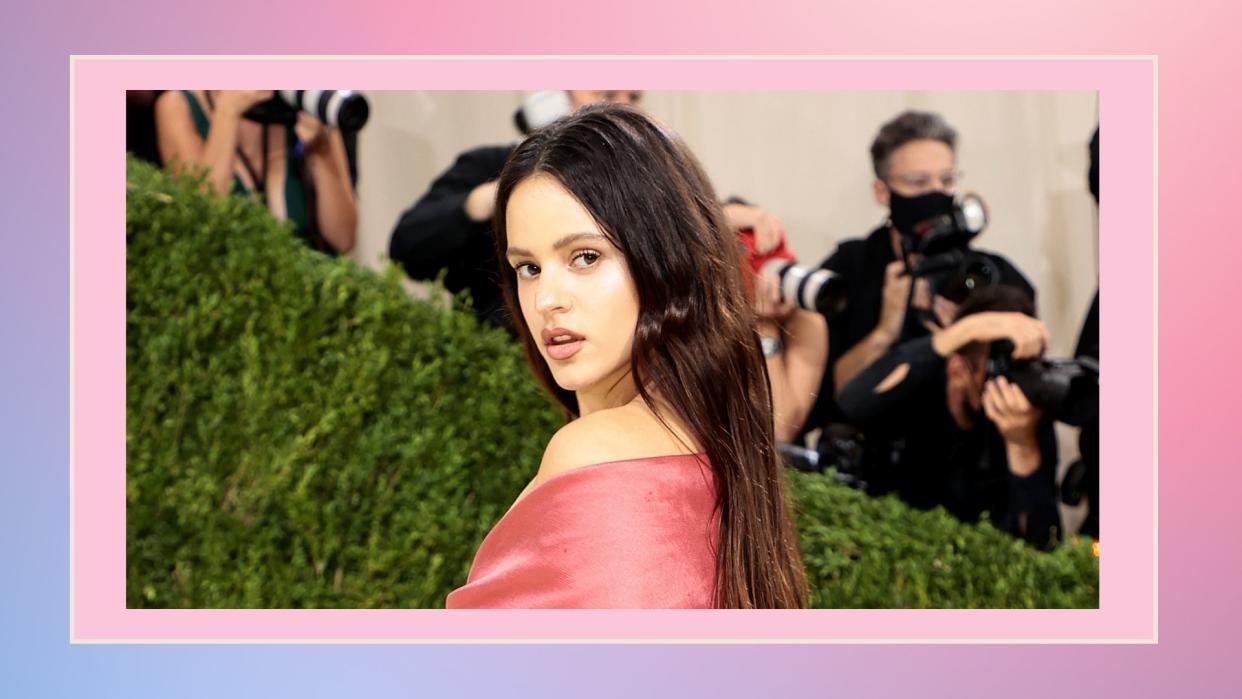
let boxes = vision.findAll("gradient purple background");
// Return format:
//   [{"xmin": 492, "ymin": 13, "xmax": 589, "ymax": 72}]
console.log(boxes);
[{"xmin": 3, "ymin": 0, "xmax": 1235, "ymax": 696}]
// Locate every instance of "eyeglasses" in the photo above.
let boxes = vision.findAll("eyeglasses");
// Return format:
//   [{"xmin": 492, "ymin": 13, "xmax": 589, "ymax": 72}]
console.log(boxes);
[{"xmin": 887, "ymin": 170, "xmax": 963, "ymax": 193}]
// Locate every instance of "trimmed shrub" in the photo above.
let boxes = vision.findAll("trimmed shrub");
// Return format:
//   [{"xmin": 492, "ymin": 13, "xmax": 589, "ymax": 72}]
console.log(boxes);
[
  {"xmin": 791, "ymin": 473, "xmax": 1097, "ymax": 607},
  {"xmin": 126, "ymin": 159, "xmax": 561, "ymax": 607},
  {"xmin": 126, "ymin": 157, "xmax": 1097, "ymax": 609}
]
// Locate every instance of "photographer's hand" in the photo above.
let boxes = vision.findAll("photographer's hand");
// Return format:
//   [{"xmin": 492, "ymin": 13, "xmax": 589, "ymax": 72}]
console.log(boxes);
[
  {"xmin": 294, "ymin": 112, "xmax": 331, "ymax": 154},
  {"xmin": 464, "ymin": 181, "xmax": 500, "ymax": 222},
  {"xmin": 983, "ymin": 376, "xmax": 1043, "ymax": 477},
  {"xmin": 753, "ymin": 271, "xmax": 796, "ymax": 321},
  {"xmin": 878, "ymin": 260, "xmax": 913, "ymax": 341},
  {"xmin": 723, "ymin": 203, "xmax": 787, "ymax": 255}
]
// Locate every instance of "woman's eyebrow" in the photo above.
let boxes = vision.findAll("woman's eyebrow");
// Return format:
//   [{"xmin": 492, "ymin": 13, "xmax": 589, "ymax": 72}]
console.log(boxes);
[{"xmin": 507, "ymin": 232, "xmax": 607, "ymax": 258}]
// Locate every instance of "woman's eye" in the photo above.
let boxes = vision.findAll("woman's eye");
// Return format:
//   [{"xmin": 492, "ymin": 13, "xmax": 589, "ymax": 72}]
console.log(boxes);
[
  {"xmin": 571, "ymin": 250, "xmax": 601, "ymax": 268},
  {"xmin": 514, "ymin": 262, "xmax": 539, "ymax": 279}
]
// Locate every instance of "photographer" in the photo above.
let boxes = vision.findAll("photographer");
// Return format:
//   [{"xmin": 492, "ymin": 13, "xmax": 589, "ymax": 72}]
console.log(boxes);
[
  {"xmin": 838, "ymin": 286, "xmax": 1061, "ymax": 547},
  {"xmin": 155, "ymin": 90, "xmax": 358, "ymax": 254},
  {"xmin": 803, "ymin": 111, "xmax": 1036, "ymax": 433}
]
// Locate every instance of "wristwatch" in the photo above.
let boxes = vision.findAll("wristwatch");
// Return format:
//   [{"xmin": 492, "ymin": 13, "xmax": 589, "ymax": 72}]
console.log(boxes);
[{"xmin": 760, "ymin": 334, "xmax": 784, "ymax": 358}]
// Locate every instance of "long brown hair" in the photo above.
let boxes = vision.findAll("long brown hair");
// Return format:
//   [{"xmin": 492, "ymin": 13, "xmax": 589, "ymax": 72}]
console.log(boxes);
[{"xmin": 492, "ymin": 104, "xmax": 808, "ymax": 608}]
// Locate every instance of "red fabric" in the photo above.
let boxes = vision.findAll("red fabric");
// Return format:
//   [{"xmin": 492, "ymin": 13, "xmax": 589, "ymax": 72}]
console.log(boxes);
[{"xmin": 446, "ymin": 454, "xmax": 719, "ymax": 608}]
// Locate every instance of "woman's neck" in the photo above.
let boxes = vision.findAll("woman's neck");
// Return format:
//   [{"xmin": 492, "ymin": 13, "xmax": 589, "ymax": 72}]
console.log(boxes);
[{"xmin": 576, "ymin": 370, "xmax": 642, "ymax": 417}]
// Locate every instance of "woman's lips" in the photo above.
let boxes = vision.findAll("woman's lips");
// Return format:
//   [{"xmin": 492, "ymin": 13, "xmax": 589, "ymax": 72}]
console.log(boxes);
[
  {"xmin": 542, "ymin": 327, "xmax": 585, "ymax": 360},
  {"xmin": 546, "ymin": 339, "xmax": 584, "ymax": 360}
]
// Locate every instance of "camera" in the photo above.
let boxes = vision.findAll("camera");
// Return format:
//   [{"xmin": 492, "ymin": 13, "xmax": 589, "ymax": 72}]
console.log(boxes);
[
  {"xmin": 776, "ymin": 437, "xmax": 868, "ymax": 491},
  {"xmin": 987, "ymin": 340, "xmax": 1099, "ymax": 427},
  {"xmin": 903, "ymin": 193, "xmax": 999, "ymax": 304},
  {"xmin": 737, "ymin": 229, "xmax": 848, "ymax": 318},
  {"xmin": 243, "ymin": 90, "xmax": 370, "ymax": 131}
]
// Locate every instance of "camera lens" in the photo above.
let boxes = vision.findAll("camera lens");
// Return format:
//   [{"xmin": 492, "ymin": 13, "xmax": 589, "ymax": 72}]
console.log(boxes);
[
  {"xmin": 279, "ymin": 90, "xmax": 370, "ymax": 131},
  {"xmin": 960, "ymin": 259, "xmax": 996, "ymax": 293},
  {"xmin": 761, "ymin": 259, "xmax": 848, "ymax": 317},
  {"xmin": 934, "ymin": 253, "xmax": 999, "ymax": 304}
]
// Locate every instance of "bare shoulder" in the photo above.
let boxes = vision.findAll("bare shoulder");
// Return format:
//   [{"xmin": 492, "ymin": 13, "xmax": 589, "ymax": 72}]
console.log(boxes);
[{"xmin": 535, "ymin": 403, "xmax": 699, "ymax": 486}]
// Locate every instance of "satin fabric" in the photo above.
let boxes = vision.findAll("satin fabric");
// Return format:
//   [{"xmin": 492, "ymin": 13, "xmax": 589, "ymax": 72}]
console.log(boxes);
[{"xmin": 446, "ymin": 454, "xmax": 719, "ymax": 608}]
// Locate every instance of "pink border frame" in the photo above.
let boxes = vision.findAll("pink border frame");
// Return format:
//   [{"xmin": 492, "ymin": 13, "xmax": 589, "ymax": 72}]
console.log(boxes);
[{"xmin": 73, "ymin": 56, "xmax": 1155, "ymax": 642}]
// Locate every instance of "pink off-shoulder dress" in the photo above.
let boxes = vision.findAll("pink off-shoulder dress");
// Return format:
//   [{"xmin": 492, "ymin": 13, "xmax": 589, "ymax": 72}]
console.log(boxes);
[{"xmin": 446, "ymin": 453, "xmax": 719, "ymax": 608}]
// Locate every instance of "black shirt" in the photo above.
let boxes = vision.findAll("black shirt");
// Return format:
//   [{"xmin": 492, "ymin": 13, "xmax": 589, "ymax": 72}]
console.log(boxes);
[
  {"xmin": 838, "ymin": 335, "xmax": 1062, "ymax": 547},
  {"xmin": 389, "ymin": 144, "xmax": 515, "ymax": 328}
]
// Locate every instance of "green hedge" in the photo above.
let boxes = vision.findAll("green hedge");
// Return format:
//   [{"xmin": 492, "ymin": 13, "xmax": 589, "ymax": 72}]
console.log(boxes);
[
  {"xmin": 126, "ymin": 157, "xmax": 1097, "ymax": 609},
  {"xmin": 790, "ymin": 474, "xmax": 1097, "ymax": 607}
]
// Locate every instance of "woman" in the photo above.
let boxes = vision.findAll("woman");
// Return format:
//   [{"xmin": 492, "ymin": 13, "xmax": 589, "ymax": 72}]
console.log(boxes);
[
  {"xmin": 446, "ymin": 104, "xmax": 808, "ymax": 609},
  {"xmin": 154, "ymin": 90, "xmax": 357, "ymax": 254}
]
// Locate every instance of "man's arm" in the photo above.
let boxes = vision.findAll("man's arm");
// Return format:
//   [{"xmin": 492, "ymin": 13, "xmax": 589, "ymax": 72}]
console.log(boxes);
[
  {"xmin": 837, "ymin": 335, "xmax": 945, "ymax": 427},
  {"xmin": 759, "ymin": 310, "xmax": 828, "ymax": 442},
  {"xmin": 299, "ymin": 115, "xmax": 357, "ymax": 253},
  {"xmin": 388, "ymin": 146, "xmax": 509, "ymax": 280},
  {"xmin": 1002, "ymin": 419, "xmax": 1061, "ymax": 547},
  {"xmin": 833, "ymin": 260, "xmax": 913, "ymax": 393}
]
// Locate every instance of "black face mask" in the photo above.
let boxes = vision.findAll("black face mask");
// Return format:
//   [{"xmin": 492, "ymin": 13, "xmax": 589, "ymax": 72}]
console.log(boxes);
[{"xmin": 888, "ymin": 189, "xmax": 955, "ymax": 239}]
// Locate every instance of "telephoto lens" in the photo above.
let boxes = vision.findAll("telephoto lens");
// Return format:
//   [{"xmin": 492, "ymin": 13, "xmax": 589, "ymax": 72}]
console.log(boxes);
[
  {"xmin": 761, "ymin": 259, "xmax": 849, "ymax": 318},
  {"xmin": 278, "ymin": 90, "xmax": 370, "ymax": 131}
]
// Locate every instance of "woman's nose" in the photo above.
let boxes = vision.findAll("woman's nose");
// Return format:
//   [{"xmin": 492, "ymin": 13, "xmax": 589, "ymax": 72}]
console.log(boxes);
[{"xmin": 534, "ymin": 275, "xmax": 571, "ymax": 315}]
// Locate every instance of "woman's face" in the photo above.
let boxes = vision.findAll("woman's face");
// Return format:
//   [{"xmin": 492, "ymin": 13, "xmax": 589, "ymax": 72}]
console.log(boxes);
[{"xmin": 504, "ymin": 174, "xmax": 640, "ymax": 398}]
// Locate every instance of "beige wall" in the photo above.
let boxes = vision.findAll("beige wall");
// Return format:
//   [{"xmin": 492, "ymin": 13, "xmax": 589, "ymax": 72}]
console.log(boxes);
[{"xmin": 352, "ymin": 91, "xmax": 1098, "ymax": 355}]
